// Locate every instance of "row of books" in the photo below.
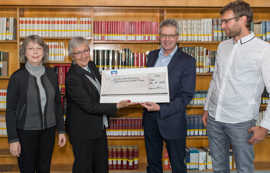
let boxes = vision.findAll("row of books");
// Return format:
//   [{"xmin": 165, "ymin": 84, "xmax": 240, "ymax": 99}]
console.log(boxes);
[
  {"xmin": 0, "ymin": 51, "xmax": 9, "ymax": 76},
  {"xmin": 0, "ymin": 114, "xmax": 6, "ymax": 136},
  {"xmin": 93, "ymin": 21, "xmax": 159, "ymax": 41},
  {"xmin": 0, "ymin": 89, "xmax": 6, "ymax": 109},
  {"xmin": 47, "ymin": 41, "xmax": 67, "ymax": 62},
  {"xmin": 0, "ymin": 17, "xmax": 16, "ymax": 40},
  {"xmin": 189, "ymin": 91, "xmax": 208, "ymax": 106},
  {"xmin": 19, "ymin": 17, "xmax": 92, "ymax": 38},
  {"xmin": 187, "ymin": 115, "xmax": 206, "ymax": 136},
  {"xmin": 93, "ymin": 48, "xmax": 147, "ymax": 72},
  {"xmin": 0, "ymin": 112, "xmax": 268, "ymax": 137},
  {"xmin": 163, "ymin": 147, "xmax": 234, "ymax": 171},
  {"xmin": 106, "ymin": 118, "xmax": 143, "ymax": 137},
  {"xmin": 10, "ymin": 17, "xmax": 270, "ymax": 42},
  {"xmin": 253, "ymin": 21, "xmax": 270, "ymax": 41},
  {"xmin": 106, "ymin": 115, "xmax": 206, "ymax": 137},
  {"xmin": 108, "ymin": 145, "xmax": 139, "ymax": 170},
  {"xmin": 186, "ymin": 147, "xmax": 234, "ymax": 171},
  {"xmin": 176, "ymin": 18, "xmax": 228, "ymax": 42},
  {"xmin": 182, "ymin": 47, "xmax": 216, "ymax": 73},
  {"xmin": 189, "ymin": 89, "xmax": 269, "ymax": 106},
  {"xmin": 18, "ymin": 18, "xmax": 227, "ymax": 42}
]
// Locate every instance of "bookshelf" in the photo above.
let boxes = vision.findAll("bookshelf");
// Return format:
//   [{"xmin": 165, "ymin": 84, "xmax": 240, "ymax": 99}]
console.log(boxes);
[{"xmin": 0, "ymin": 0, "xmax": 269, "ymax": 172}]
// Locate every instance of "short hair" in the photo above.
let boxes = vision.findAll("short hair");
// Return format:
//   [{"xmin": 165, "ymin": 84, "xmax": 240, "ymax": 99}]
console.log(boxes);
[
  {"xmin": 220, "ymin": 0, "xmax": 253, "ymax": 30},
  {"xmin": 159, "ymin": 19, "xmax": 179, "ymax": 35},
  {"xmin": 20, "ymin": 35, "xmax": 49, "ymax": 63},
  {"xmin": 68, "ymin": 37, "xmax": 90, "ymax": 58}
]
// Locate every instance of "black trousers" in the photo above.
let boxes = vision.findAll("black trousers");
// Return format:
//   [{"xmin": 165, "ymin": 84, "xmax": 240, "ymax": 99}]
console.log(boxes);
[
  {"xmin": 17, "ymin": 127, "xmax": 56, "ymax": 173},
  {"xmin": 144, "ymin": 121, "xmax": 186, "ymax": 173},
  {"xmin": 70, "ymin": 132, "xmax": 108, "ymax": 173}
]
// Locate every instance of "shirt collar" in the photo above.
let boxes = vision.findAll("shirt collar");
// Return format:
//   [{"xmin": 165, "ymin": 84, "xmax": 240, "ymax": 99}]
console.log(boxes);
[
  {"xmin": 234, "ymin": 32, "xmax": 255, "ymax": 45},
  {"xmin": 82, "ymin": 66, "xmax": 90, "ymax": 72},
  {"xmin": 159, "ymin": 46, "xmax": 178, "ymax": 58}
]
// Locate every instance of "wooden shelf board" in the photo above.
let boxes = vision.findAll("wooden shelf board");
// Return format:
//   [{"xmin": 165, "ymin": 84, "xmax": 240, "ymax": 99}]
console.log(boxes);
[
  {"xmin": 94, "ymin": 40, "xmax": 160, "ymax": 44},
  {"xmin": 20, "ymin": 37, "xmax": 76, "ymax": 40},
  {"xmin": 1, "ymin": 0, "xmax": 270, "ymax": 8},
  {"xmin": 255, "ymin": 162, "xmax": 270, "ymax": 170},
  {"xmin": 187, "ymin": 136, "xmax": 208, "ymax": 140},
  {"xmin": 94, "ymin": 41, "xmax": 220, "ymax": 45},
  {"xmin": 187, "ymin": 105, "xmax": 204, "ymax": 109},
  {"xmin": 197, "ymin": 73, "xmax": 212, "ymax": 76},
  {"xmin": 188, "ymin": 105, "xmax": 267, "ymax": 110},
  {"xmin": 110, "ymin": 163, "xmax": 147, "ymax": 172},
  {"xmin": 0, "ymin": 148, "xmax": 10, "ymax": 157},
  {"xmin": 0, "ymin": 76, "xmax": 9, "ymax": 79},
  {"xmin": 47, "ymin": 61, "xmax": 71, "ymax": 64},
  {"xmin": 0, "ymin": 109, "xmax": 6, "ymax": 112},
  {"xmin": 108, "ymin": 136, "xmax": 208, "ymax": 140},
  {"xmin": 0, "ymin": 40, "xmax": 16, "ymax": 44},
  {"xmin": 179, "ymin": 41, "xmax": 220, "ymax": 45},
  {"xmin": 108, "ymin": 136, "xmax": 144, "ymax": 140}
]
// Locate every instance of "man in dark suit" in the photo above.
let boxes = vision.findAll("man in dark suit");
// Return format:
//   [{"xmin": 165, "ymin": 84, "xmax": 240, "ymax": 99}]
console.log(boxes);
[
  {"xmin": 141, "ymin": 19, "xmax": 196, "ymax": 173},
  {"xmin": 65, "ymin": 37, "xmax": 132, "ymax": 173}
]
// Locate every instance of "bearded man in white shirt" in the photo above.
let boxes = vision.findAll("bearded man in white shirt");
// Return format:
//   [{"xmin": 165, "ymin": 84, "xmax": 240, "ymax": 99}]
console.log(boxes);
[{"xmin": 202, "ymin": 1, "xmax": 270, "ymax": 173}]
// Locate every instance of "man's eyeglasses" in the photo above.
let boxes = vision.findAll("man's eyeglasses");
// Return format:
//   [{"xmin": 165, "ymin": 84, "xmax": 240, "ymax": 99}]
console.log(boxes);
[
  {"xmin": 221, "ymin": 16, "xmax": 240, "ymax": 24},
  {"xmin": 72, "ymin": 49, "xmax": 90, "ymax": 56},
  {"xmin": 160, "ymin": 34, "xmax": 178, "ymax": 39}
]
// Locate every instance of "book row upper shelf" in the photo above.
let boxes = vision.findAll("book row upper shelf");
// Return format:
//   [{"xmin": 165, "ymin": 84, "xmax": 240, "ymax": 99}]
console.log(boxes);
[
  {"xmin": 1, "ymin": 16, "xmax": 270, "ymax": 44},
  {"xmin": 0, "ymin": 6, "xmax": 270, "ymax": 41}
]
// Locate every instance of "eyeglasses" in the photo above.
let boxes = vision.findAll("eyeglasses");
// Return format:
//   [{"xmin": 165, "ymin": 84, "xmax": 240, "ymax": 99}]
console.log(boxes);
[
  {"xmin": 72, "ymin": 49, "xmax": 90, "ymax": 56},
  {"xmin": 160, "ymin": 34, "xmax": 178, "ymax": 39},
  {"xmin": 221, "ymin": 16, "xmax": 239, "ymax": 24}
]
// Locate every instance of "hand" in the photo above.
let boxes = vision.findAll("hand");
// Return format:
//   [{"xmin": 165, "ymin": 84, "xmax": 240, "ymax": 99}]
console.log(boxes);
[
  {"xmin": 10, "ymin": 142, "xmax": 21, "ymax": 157},
  {"xmin": 116, "ymin": 100, "xmax": 135, "ymax": 109},
  {"xmin": 248, "ymin": 126, "xmax": 268, "ymax": 144},
  {"xmin": 58, "ymin": 133, "xmax": 66, "ymax": 147},
  {"xmin": 202, "ymin": 111, "xmax": 208, "ymax": 127},
  {"xmin": 140, "ymin": 102, "xmax": 160, "ymax": 111}
]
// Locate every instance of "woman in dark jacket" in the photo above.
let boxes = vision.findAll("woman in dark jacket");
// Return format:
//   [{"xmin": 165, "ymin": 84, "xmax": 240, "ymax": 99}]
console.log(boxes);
[
  {"xmin": 6, "ymin": 35, "xmax": 66, "ymax": 173},
  {"xmin": 65, "ymin": 37, "xmax": 132, "ymax": 173}
]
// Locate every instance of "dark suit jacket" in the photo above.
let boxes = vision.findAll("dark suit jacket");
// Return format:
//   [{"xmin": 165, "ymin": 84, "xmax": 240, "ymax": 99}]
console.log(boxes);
[
  {"xmin": 65, "ymin": 62, "xmax": 117, "ymax": 140},
  {"xmin": 143, "ymin": 48, "xmax": 196, "ymax": 139}
]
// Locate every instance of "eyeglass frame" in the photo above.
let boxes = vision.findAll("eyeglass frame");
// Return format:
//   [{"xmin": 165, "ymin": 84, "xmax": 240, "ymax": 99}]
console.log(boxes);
[
  {"xmin": 221, "ymin": 16, "xmax": 241, "ymax": 24},
  {"xmin": 72, "ymin": 48, "xmax": 90, "ymax": 56},
  {"xmin": 159, "ymin": 34, "xmax": 178, "ymax": 39}
]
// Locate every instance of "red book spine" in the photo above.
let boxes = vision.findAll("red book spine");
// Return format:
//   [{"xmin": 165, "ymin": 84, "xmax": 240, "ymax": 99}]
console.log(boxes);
[
  {"xmin": 128, "ymin": 146, "xmax": 134, "ymax": 169},
  {"xmin": 119, "ymin": 146, "xmax": 123, "ymax": 170},
  {"xmin": 134, "ymin": 146, "xmax": 139, "ymax": 169},
  {"xmin": 116, "ymin": 146, "xmax": 120, "ymax": 169},
  {"xmin": 122, "ymin": 146, "xmax": 128, "ymax": 169},
  {"xmin": 112, "ymin": 146, "xmax": 117, "ymax": 170},
  {"xmin": 108, "ymin": 146, "xmax": 113, "ymax": 170}
]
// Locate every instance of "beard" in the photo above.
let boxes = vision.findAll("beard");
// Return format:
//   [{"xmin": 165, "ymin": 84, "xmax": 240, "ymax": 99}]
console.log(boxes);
[{"xmin": 225, "ymin": 27, "xmax": 241, "ymax": 38}]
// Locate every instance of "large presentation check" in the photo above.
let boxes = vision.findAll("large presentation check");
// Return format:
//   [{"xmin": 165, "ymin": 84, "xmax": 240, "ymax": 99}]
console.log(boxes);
[{"xmin": 100, "ymin": 67, "xmax": 170, "ymax": 103}]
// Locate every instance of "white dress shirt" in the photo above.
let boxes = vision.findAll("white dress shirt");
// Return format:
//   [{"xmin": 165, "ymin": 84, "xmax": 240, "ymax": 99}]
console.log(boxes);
[{"xmin": 204, "ymin": 33, "xmax": 270, "ymax": 130}]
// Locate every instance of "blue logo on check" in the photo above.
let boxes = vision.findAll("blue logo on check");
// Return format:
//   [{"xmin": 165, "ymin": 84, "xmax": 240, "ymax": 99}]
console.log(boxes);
[{"xmin": 111, "ymin": 70, "xmax": 118, "ymax": 76}]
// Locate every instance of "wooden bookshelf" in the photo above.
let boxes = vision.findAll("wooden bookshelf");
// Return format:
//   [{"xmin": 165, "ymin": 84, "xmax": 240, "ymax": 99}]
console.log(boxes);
[{"xmin": 0, "ymin": 1, "xmax": 269, "ymax": 172}]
